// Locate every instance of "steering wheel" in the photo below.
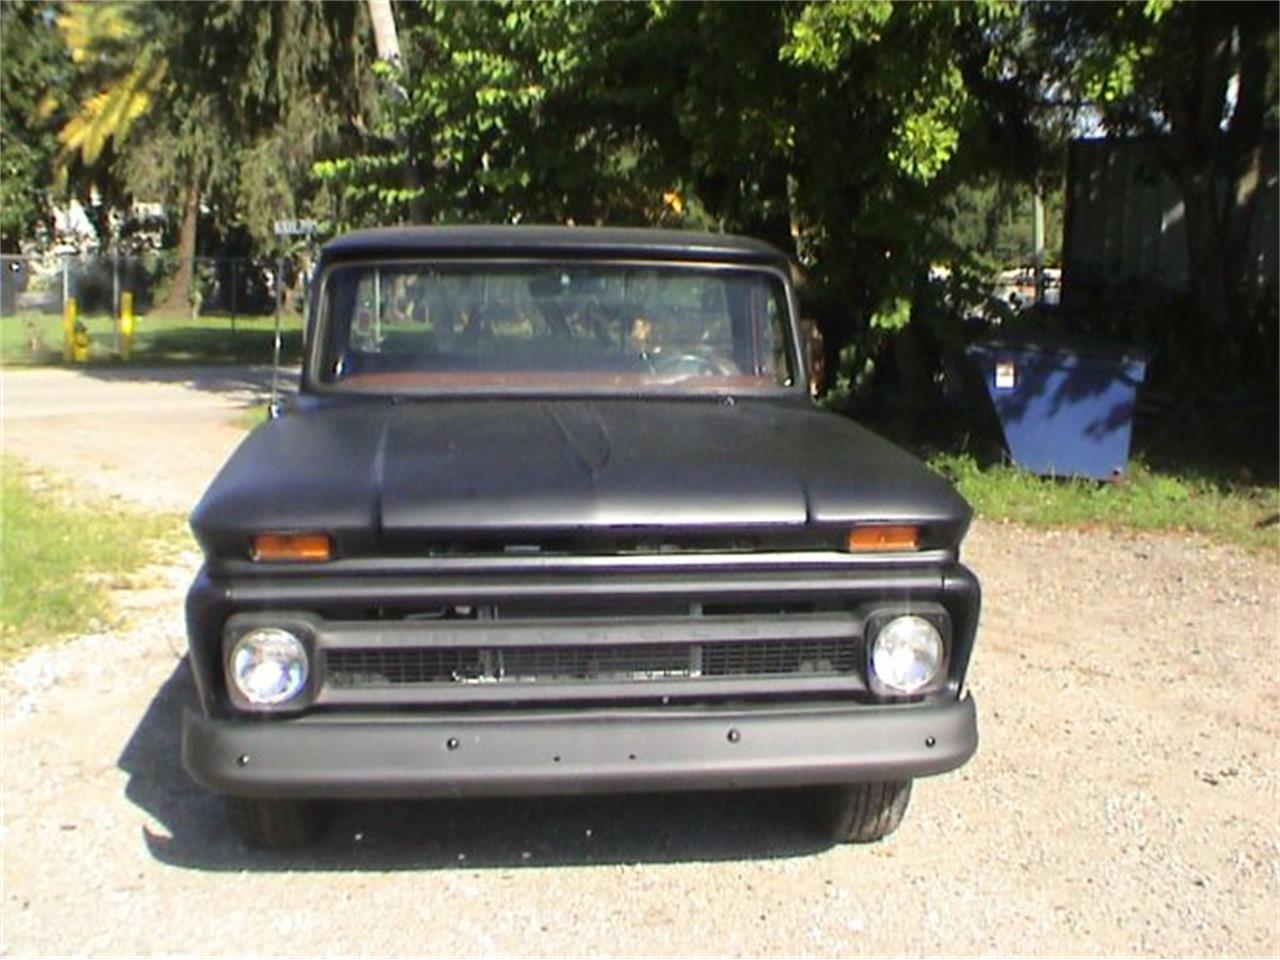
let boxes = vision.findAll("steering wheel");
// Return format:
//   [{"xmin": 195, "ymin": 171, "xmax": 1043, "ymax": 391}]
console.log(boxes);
[{"xmin": 646, "ymin": 350, "xmax": 739, "ymax": 377}]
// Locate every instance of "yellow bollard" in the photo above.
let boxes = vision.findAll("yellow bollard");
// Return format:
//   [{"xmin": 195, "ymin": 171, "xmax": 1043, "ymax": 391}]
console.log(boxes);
[
  {"xmin": 62, "ymin": 296, "xmax": 77, "ymax": 362},
  {"xmin": 118, "ymin": 292, "xmax": 135, "ymax": 361}
]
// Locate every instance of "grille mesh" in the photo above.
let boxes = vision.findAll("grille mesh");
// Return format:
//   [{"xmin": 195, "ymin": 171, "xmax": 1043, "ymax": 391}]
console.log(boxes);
[{"xmin": 325, "ymin": 637, "xmax": 856, "ymax": 687}]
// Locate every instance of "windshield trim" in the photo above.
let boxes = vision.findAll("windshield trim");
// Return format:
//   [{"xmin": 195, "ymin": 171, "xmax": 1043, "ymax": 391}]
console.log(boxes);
[{"xmin": 303, "ymin": 257, "xmax": 807, "ymax": 399}]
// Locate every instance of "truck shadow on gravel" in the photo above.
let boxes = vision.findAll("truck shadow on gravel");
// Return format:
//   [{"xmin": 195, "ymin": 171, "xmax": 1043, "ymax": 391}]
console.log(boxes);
[{"xmin": 119, "ymin": 659, "xmax": 831, "ymax": 872}]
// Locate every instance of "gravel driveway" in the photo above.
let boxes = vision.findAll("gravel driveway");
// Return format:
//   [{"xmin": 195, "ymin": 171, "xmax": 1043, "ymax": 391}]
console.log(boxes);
[{"xmin": 1, "ymin": 367, "xmax": 1276, "ymax": 957}]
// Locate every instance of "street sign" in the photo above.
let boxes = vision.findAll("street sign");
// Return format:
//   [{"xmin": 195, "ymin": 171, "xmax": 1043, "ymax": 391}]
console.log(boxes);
[{"xmin": 273, "ymin": 218, "xmax": 318, "ymax": 237}]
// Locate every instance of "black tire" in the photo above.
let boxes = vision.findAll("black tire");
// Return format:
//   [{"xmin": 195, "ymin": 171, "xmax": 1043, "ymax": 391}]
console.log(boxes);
[
  {"xmin": 813, "ymin": 780, "xmax": 913, "ymax": 843},
  {"xmin": 227, "ymin": 797, "xmax": 328, "ymax": 850}
]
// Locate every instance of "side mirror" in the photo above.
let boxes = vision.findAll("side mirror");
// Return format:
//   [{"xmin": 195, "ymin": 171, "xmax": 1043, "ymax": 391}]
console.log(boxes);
[{"xmin": 800, "ymin": 318, "xmax": 825, "ymax": 398}]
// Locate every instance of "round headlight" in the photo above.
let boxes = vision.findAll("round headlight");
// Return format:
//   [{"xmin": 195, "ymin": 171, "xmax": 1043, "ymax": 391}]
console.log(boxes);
[
  {"xmin": 230, "ymin": 628, "xmax": 308, "ymax": 706},
  {"xmin": 870, "ymin": 615, "xmax": 943, "ymax": 694}
]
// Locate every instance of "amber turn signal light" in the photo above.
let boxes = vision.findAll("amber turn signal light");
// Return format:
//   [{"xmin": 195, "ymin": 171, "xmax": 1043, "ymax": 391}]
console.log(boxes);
[
  {"xmin": 251, "ymin": 533, "xmax": 332, "ymax": 562},
  {"xmin": 847, "ymin": 525, "xmax": 921, "ymax": 552}
]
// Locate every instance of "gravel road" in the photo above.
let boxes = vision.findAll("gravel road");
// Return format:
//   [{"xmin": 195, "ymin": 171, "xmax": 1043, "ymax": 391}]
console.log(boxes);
[
  {"xmin": 1, "ymin": 365, "xmax": 289, "ymax": 512},
  {"xmin": 1, "ymin": 367, "xmax": 1277, "ymax": 957}
]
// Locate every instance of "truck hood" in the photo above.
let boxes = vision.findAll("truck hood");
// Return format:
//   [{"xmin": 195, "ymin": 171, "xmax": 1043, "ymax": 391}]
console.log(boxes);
[{"xmin": 190, "ymin": 398, "xmax": 971, "ymax": 558}]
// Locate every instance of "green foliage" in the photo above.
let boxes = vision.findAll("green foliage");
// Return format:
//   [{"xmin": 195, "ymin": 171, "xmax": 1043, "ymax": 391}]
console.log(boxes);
[
  {"xmin": 0, "ymin": 1, "xmax": 70, "ymax": 248},
  {"xmin": 1, "ymin": 462, "xmax": 184, "ymax": 659},
  {"xmin": 782, "ymin": 2, "xmax": 895, "ymax": 71},
  {"xmin": 782, "ymin": 1, "xmax": 1015, "ymax": 184},
  {"xmin": 870, "ymin": 297, "xmax": 912, "ymax": 333},
  {"xmin": 317, "ymin": 1, "xmax": 675, "ymax": 229}
]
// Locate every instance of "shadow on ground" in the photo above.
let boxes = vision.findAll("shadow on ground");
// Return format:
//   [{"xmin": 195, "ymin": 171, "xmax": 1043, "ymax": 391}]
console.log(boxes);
[
  {"xmin": 119, "ymin": 660, "xmax": 831, "ymax": 873},
  {"xmin": 77, "ymin": 364, "xmax": 299, "ymax": 403}
]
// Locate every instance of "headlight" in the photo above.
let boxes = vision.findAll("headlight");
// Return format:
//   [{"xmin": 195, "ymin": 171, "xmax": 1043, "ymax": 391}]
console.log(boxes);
[
  {"xmin": 870, "ymin": 615, "xmax": 943, "ymax": 694},
  {"xmin": 229, "ymin": 628, "xmax": 308, "ymax": 706}
]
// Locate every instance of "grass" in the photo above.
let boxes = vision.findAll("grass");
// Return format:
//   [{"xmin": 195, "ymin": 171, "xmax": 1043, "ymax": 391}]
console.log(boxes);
[
  {"xmin": 0, "ymin": 310, "xmax": 304, "ymax": 367},
  {"xmin": 233, "ymin": 402, "xmax": 272, "ymax": 431},
  {"xmin": 930, "ymin": 451, "xmax": 1280, "ymax": 555},
  {"xmin": 0, "ymin": 462, "xmax": 187, "ymax": 661}
]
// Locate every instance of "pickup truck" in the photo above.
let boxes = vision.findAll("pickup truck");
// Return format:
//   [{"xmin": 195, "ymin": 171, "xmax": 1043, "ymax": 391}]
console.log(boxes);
[{"xmin": 182, "ymin": 225, "xmax": 980, "ymax": 849}]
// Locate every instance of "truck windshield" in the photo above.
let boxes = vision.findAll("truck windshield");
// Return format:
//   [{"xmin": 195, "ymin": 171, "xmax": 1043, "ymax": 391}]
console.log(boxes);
[{"xmin": 314, "ymin": 261, "xmax": 797, "ymax": 393}]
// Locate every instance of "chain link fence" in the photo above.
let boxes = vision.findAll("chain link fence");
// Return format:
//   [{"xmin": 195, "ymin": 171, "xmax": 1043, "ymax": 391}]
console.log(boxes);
[
  {"xmin": 1, "ymin": 252, "xmax": 308, "ymax": 364},
  {"xmin": 0, "ymin": 252, "xmax": 309, "ymax": 319}
]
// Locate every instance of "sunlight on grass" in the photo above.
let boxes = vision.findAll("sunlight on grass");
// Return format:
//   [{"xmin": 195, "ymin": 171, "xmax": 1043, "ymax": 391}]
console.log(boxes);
[
  {"xmin": 232, "ymin": 403, "xmax": 271, "ymax": 431},
  {"xmin": 0, "ymin": 311, "xmax": 303, "ymax": 367},
  {"xmin": 930, "ymin": 452, "xmax": 1280, "ymax": 555},
  {"xmin": 0, "ymin": 462, "xmax": 187, "ymax": 660}
]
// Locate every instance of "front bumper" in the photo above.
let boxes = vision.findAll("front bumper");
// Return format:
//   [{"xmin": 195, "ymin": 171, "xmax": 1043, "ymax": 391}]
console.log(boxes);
[{"xmin": 183, "ymin": 696, "xmax": 977, "ymax": 799}]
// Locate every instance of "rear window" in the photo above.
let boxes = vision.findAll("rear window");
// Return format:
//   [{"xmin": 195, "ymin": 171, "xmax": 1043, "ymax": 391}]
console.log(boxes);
[{"xmin": 313, "ymin": 261, "xmax": 797, "ymax": 394}]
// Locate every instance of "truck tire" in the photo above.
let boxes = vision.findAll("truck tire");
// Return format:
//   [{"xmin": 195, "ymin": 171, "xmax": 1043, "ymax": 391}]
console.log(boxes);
[
  {"xmin": 227, "ymin": 797, "xmax": 328, "ymax": 850},
  {"xmin": 813, "ymin": 780, "xmax": 913, "ymax": 843}
]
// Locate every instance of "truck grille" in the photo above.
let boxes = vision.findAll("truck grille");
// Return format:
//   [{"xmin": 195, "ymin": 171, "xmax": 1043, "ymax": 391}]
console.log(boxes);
[{"xmin": 325, "ymin": 637, "xmax": 857, "ymax": 688}]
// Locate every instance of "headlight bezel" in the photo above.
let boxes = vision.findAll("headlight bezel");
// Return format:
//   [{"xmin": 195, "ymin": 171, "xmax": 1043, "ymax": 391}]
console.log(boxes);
[
  {"xmin": 222, "ymin": 616, "xmax": 316, "ymax": 713},
  {"xmin": 864, "ymin": 606, "xmax": 952, "ymax": 698}
]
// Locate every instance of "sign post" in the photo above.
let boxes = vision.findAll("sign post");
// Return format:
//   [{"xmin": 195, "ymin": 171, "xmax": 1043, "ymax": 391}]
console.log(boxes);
[
  {"xmin": 269, "ymin": 220, "xmax": 318, "ymax": 418},
  {"xmin": 273, "ymin": 219, "xmax": 318, "ymax": 239}
]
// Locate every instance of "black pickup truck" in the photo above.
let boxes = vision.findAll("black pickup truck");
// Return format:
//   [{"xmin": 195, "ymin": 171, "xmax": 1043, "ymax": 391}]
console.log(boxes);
[{"xmin": 183, "ymin": 226, "xmax": 980, "ymax": 848}]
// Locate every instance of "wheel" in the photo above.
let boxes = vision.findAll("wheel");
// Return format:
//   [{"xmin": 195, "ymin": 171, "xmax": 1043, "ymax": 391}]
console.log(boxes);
[
  {"xmin": 812, "ymin": 780, "xmax": 913, "ymax": 843},
  {"xmin": 227, "ymin": 797, "xmax": 329, "ymax": 850}
]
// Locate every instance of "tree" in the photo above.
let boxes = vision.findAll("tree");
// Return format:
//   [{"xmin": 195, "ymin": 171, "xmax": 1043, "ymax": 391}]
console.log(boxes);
[
  {"xmin": 1029, "ymin": 1, "xmax": 1279, "ymax": 391},
  {"xmin": 56, "ymin": 1, "xmax": 377, "ymax": 309},
  {"xmin": 0, "ymin": 0, "xmax": 71, "ymax": 251},
  {"xmin": 56, "ymin": 2, "xmax": 226, "ymax": 309},
  {"xmin": 315, "ymin": 1, "xmax": 673, "ymax": 228},
  {"xmin": 218, "ymin": 1, "xmax": 377, "ymax": 252},
  {"xmin": 633, "ymin": 1, "xmax": 1030, "ymax": 397}
]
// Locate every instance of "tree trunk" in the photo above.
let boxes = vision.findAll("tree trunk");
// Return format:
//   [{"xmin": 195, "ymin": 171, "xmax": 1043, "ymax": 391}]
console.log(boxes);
[
  {"xmin": 161, "ymin": 181, "xmax": 199, "ymax": 316},
  {"xmin": 366, "ymin": 0, "xmax": 402, "ymax": 69},
  {"xmin": 1178, "ymin": 166, "xmax": 1231, "ymax": 332},
  {"xmin": 1163, "ymin": 5, "xmax": 1272, "ymax": 390}
]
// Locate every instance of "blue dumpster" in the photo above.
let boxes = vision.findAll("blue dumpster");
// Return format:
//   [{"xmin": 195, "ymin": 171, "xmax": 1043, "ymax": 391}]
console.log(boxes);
[{"xmin": 965, "ymin": 339, "xmax": 1148, "ymax": 480}]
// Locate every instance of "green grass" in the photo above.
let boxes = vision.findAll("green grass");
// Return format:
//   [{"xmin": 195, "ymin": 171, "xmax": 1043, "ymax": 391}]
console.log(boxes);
[
  {"xmin": 0, "ymin": 463, "xmax": 187, "ymax": 660},
  {"xmin": 930, "ymin": 451, "xmax": 1280, "ymax": 555},
  {"xmin": 233, "ymin": 402, "xmax": 272, "ymax": 431},
  {"xmin": 0, "ymin": 310, "xmax": 304, "ymax": 367}
]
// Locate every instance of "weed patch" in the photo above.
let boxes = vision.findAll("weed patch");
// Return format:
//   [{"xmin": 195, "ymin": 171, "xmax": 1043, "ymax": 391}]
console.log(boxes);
[
  {"xmin": 930, "ymin": 452, "xmax": 1280, "ymax": 555},
  {"xmin": 0, "ymin": 463, "xmax": 186, "ymax": 659}
]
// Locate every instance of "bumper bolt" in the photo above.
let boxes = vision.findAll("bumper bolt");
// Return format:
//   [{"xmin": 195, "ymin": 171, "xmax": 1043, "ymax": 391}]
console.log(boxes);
[
  {"xmin": 727, "ymin": 728, "xmax": 741, "ymax": 744},
  {"xmin": 236, "ymin": 754, "xmax": 251, "ymax": 767},
  {"xmin": 446, "ymin": 738, "xmax": 460, "ymax": 751},
  {"xmin": 925, "ymin": 736, "xmax": 937, "ymax": 748}
]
